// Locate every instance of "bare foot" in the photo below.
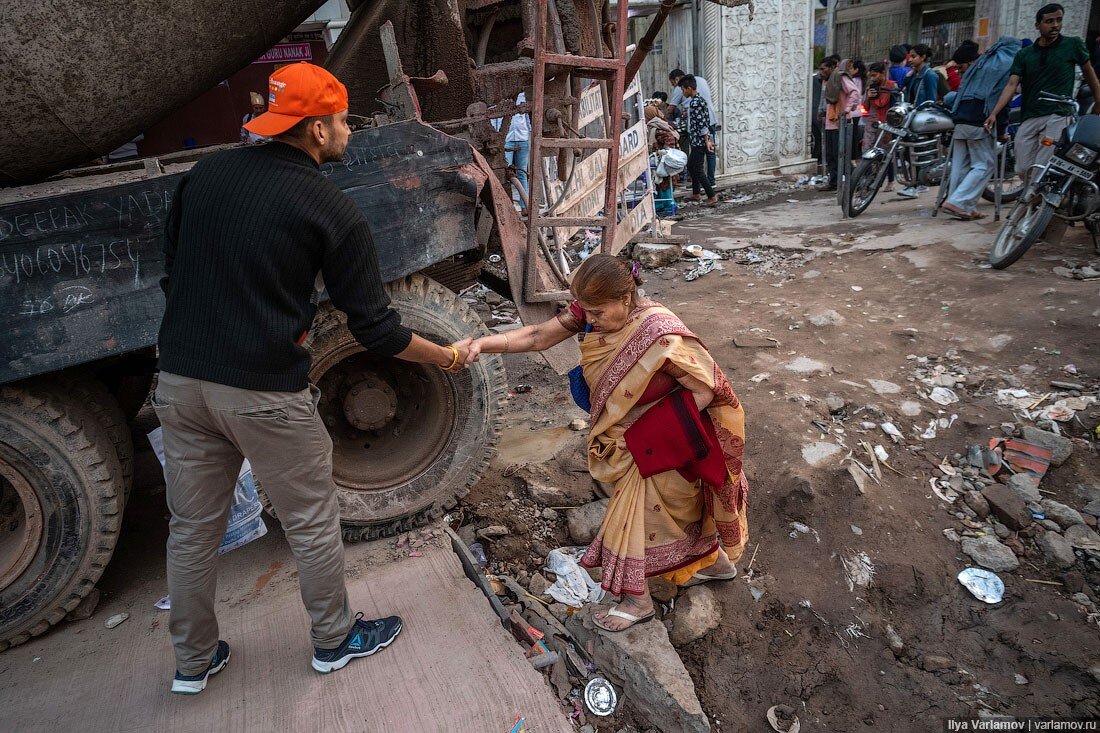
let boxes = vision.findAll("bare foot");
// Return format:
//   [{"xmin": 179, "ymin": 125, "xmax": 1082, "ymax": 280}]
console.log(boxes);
[
  {"xmin": 593, "ymin": 593, "xmax": 654, "ymax": 631},
  {"xmin": 706, "ymin": 547, "xmax": 736, "ymax": 576}
]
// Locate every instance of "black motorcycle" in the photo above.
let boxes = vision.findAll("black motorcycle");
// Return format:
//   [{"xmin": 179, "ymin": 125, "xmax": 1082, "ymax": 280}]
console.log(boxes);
[{"xmin": 990, "ymin": 92, "xmax": 1100, "ymax": 269}]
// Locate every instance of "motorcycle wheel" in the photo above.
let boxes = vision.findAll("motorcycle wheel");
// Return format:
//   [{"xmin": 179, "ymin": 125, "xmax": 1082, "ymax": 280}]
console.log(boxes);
[
  {"xmin": 989, "ymin": 193, "xmax": 1056, "ymax": 269},
  {"xmin": 847, "ymin": 158, "xmax": 888, "ymax": 217},
  {"xmin": 982, "ymin": 139, "xmax": 1024, "ymax": 203}
]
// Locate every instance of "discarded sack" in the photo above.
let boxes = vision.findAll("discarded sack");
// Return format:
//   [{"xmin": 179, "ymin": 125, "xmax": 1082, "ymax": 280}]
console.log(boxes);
[{"xmin": 148, "ymin": 427, "xmax": 268, "ymax": 554}]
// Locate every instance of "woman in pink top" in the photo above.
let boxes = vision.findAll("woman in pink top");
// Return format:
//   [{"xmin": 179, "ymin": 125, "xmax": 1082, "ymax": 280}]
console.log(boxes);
[{"xmin": 825, "ymin": 59, "xmax": 867, "ymax": 163}]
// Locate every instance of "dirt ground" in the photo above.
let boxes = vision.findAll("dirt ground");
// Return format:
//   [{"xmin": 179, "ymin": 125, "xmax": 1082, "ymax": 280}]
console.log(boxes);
[{"xmin": 461, "ymin": 181, "xmax": 1100, "ymax": 731}]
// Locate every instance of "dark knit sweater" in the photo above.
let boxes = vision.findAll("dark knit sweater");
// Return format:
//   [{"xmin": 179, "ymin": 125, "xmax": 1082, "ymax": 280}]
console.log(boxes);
[{"xmin": 158, "ymin": 142, "xmax": 412, "ymax": 392}]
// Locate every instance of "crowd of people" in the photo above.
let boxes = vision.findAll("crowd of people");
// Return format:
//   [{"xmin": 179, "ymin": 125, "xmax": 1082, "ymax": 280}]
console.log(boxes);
[{"xmin": 813, "ymin": 2, "xmax": 1100, "ymax": 221}]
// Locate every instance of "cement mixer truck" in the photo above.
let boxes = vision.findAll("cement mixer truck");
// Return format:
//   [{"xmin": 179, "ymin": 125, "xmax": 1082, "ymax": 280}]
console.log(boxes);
[{"xmin": 0, "ymin": 0, "xmax": 744, "ymax": 650}]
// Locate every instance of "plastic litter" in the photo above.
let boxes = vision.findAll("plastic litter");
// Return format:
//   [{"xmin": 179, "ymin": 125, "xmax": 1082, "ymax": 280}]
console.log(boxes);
[
  {"xmin": 105, "ymin": 612, "xmax": 129, "ymax": 629},
  {"xmin": 584, "ymin": 677, "xmax": 617, "ymax": 716},
  {"xmin": 873, "ymin": 445, "xmax": 889, "ymax": 463},
  {"xmin": 154, "ymin": 595, "xmax": 171, "ymax": 610},
  {"xmin": 148, "ymin": 427, "xmax": 267, "ymax": 555},
  {"xmin": 880, "ymin": 422, "xmax": 903, "ymax": 443},
  {"xmin": 469, "ymin": 542, "xmax": 488, "ymax": 568},
  {"xmin": 929, "ymin": 387, "xmax": 959, "ymax": 405},
  {"xmin": 957, "ymin": 567, "xmax": 1005, "ymax": 604},
  {"xmin": 684, "ymin": 258, "xmax": 720, "ymax": 281},
  {"xmin": 766, "ymin": 704, "xmax": 802, "ymax": 733},
  {"xmin": 544, "ymin": 547, "xmax": 604, "ymax": 607}
]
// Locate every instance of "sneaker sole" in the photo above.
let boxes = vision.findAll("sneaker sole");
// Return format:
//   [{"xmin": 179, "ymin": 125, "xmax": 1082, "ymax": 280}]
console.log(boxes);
[
  {"xmin": 311, "ymin": 624, "xmax": 402, "ymax": 674},
  {"xmin": 170, "ymin": 650, "xmax": 231, "ymax": 695}
]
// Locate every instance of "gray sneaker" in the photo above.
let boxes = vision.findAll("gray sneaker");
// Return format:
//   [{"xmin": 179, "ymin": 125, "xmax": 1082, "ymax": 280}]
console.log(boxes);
[{"xmin": 897, "ymin": 185, "xmax": 921, "ymax": 199}]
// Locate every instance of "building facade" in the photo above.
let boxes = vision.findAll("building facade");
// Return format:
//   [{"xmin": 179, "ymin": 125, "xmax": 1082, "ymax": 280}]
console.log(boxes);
[
  {"xmin": 831, "ymin": 0, "xmax": 1095, "ymax": 63},
  {"xmin": 629, "ymin": 0, "xmax": 817, "ymax": 179}
]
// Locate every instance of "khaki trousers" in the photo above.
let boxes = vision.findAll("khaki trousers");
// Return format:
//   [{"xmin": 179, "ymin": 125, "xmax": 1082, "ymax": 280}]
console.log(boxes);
[
  {"xmin": 153, "ymin": 371, "xmax": 352, "ymax": 675},
  {"xmin": 1015, "ymin": 114, "xmax": 1072, "ymax": 180}
]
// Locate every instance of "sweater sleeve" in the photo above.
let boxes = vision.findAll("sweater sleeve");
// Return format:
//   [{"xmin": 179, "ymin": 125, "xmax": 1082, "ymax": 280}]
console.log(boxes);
[{"xmin": 322, "ymin": 220, "xmax": 413, "ymax": 356}]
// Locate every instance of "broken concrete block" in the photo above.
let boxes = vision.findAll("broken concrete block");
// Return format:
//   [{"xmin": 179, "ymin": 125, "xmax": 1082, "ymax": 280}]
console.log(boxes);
[
  {"xmin": 1038, "ymin": 532, "xmax": 1077, "ymax": 569},
  {"xmin": 961, "ymin": 536, "xmax": 1020, "ymax": 572},
  {"xmin": 668, "ymin": 586, "xmax": 722, "ymax": 646},
  {"xmin": 982, "ymin": 484, "xmax": 1032, "ymax": 531},
  {"xmin": 566, "ymin": 499, "xmax": 609, "ymax": 545},
  {"xmin": 1065, "ymin": 524, "xmax": 1100, "ymax": 553},
  {"xmin": 633, "ymin": 243, "xmax": 683, "ymax": 269},
  {"xmin": 1020, "ymin": 426, "xmax": 1074, "ymax": 466},
  {"xmin": 1005, "ymin": 473, "xmax": 1041, "ymax": 504},
  {"xmin": 1040, "ymin": 499, "xmax": 1085, "ymax": 529},
  {"xmin": 963, "ymin": 491, "xmax": 991, "ymax": 519},
  {"xmin": 567, "ymin": 608, "xmax": 711, "ymax": 733}
]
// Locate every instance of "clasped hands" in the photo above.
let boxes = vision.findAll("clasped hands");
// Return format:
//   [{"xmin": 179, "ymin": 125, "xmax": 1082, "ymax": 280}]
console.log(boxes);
[{"xmin": 441, "ymin": 337, "xmax": 486, "ymax": 372}]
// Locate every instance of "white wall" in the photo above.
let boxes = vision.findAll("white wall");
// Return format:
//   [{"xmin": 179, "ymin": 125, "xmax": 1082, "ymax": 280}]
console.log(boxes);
[{"xmin": 705, "ymin": 0, "xmax": 815, "ymax": 176}]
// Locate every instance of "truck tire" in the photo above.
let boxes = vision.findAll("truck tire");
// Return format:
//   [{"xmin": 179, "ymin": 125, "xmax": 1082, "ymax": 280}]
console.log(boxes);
[
  {"xmin": 259, "ymin": 274, "xmax": 506, "ymax": 542},
  {"xmin": 0, "ymin": 380, "xmax": 124, "ymax": 651},
  {"xmin": 53, "ymin": 369, "xmax": 134, "ymax": 502}
]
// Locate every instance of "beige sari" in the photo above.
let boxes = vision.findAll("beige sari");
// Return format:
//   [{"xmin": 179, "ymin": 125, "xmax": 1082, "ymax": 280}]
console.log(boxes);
[{"xmin": 577, "ymin": 304, "xmax": 749, "ymax": 596}]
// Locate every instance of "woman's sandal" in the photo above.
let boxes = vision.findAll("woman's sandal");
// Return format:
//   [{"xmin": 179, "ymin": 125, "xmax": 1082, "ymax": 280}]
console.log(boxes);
[
  {"xmin": 592, "ymin": 605, "xmax": 656, "ymax": 632},
  {"xmin": 681, "ymin": 566, "xmax": 738, "ymax": 588}
]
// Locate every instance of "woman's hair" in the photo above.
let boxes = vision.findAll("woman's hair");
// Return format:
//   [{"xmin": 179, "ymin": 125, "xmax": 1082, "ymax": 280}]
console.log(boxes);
[
  {"xmin": 869, "ymin": 61, "xmax": 886, "ymax": 74},
  {"xmin": 848, "ymin": 58, "xmax": 867, "ymax": 79},
  {"xmin": 570, "ymin": 254, "xmax": 643, "ymax": 305}
]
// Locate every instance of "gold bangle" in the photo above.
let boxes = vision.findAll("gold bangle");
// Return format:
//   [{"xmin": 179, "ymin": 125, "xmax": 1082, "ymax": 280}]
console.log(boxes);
[
  {"xmin": 502, "ymin": 332, "xmax": 510, "ymax": 353},
  {"xmin": 442, "ymin": 345, "xmax": 460, "ymax": 371}
]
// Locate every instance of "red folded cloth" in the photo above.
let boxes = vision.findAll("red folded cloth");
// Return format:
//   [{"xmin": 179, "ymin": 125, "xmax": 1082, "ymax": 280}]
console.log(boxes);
[{"xmin": 623, "ymin": 389, "xmax": 727, "ymax": 487}]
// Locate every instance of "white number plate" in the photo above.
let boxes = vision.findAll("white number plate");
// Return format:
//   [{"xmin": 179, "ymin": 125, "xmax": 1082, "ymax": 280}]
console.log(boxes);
[{"xmin": 1051, "ymin": 156, "xmax": 1093, "ymax": 179}]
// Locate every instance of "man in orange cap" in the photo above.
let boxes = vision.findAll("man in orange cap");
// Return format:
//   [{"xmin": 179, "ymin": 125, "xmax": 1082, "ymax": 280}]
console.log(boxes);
[{"xmin": 155, "ymin": 62, "xmax": 471, "ymax": 694}]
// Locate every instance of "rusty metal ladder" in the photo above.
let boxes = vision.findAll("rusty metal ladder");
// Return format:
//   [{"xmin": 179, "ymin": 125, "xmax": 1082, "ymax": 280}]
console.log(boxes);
[{"xmin": 523, "ymin": 0, "xmax": 630, "ymax": 303}]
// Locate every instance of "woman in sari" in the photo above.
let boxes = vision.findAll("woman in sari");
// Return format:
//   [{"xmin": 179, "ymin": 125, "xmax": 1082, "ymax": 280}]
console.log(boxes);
[{"xmin": 465, "ymin": 255, "xmax": 748, "ymax": 631}]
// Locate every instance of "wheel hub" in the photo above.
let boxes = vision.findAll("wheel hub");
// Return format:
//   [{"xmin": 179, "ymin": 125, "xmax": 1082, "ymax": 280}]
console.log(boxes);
[
  {"xmin": 342, "ymin": 376, "xmax": 398, "ymax": 431},
  {"xmin": 0, "ymin": 460, "xmax": 44, "ymax": 594}
]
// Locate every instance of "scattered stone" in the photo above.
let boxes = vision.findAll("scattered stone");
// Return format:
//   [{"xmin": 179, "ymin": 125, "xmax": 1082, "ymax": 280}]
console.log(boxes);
[
  {"xmin": 801, "ymin": 441, "xmax": 842, "ymax": 467},
  {"xmin": 987, "ymin": 334, "xmax": 1013, "ymax": 351},
  {"xmin": 961, "ymin": 536, "xmax": 1020, "ymax": 572},
  {"xmin": 825, "ymin": 394, "xmax": 847, "ymax": 414},
  {"xmin": 899, "ymin": 401, "xmax": 923, "ymax": 417},
  {"xmin": 963, "ymin": 491, "xmax": 991, "ymax": 519},
  {"xmin": 668, "ymin": 586, "xmax": 722, "ymax": 646},
  {"xmin": 867, "ymin": 379, "xmax": 901, "ymax": 395},
  {"xmin": 851, "ymin": 525, "xmax": 863, "ymax": 536},
  {"xmin": 476, "ymin": 525, "xmax": 510, "ymax": 541},
  {"xmin": 1052, "ymin": 266, "xmax": 1075, "ymax": 278},
  {"xmin": 541, "ymin": 508, "xmax": 558, "ymax": 521},
  {"xmin": 66, "ymin": 588, "xmax": 101, "ymax": 622},
  {"xmin": 566, "ymin": 500, "xmax": 609, "ymax": 545},
  {"xmin": 1084, "ymin": 499, "xmax": 1100, "ymax": 518},
  {"xmin": 1072, "ymin": 592, "xmax": 1096, "ymax": 609},
  {"xmin": 1014, "ymin": 674, "xmax": 1029, "ymax": 685},
  {"xmin": 648, "ymin": 577, "xmax": 678, "ymax": 603},
  {"xmin": 1089, "ymin": 665, "xmax": 1100, "ymax": 685},
  {"xmin": 1077, "ymin": 484, "xmax": 1100, "ymax": 505},
  {"xmin": 1062, "ymin": 571, "xmax": 1086, "ymax": 594},
  {"xmin": 992, "ymin": 521, "xmax": 1011, "ymax": 539},
  {"xmin": 567, "ymin": 608, "xmax": 711, "ymax": 733},
  {"xmin": 1038, "ymin": 532, "xmax": 1077, "ymax": 569},
  {"xmin": 1050, "ymin": 380, "xmax": 1086, "ymax": 391},
  {"xmin": 1077, "ymin": 266, "xmax": 1100, "ymax": 279},
  {"xmin": 808, "ymin": 309, "xmax": 844, "ymax": 327},
  {"xmin": 570, "ymin": 418, "xmax": 589, "ymax": 431},
  {"xmin": 1020, "ymin": 427, "xmax": 1074, "ymax": 467},
  {"xmin": 1065, "ymin": 524, "xmax": 1100, "ymax": 553},
  {"xmin": 802, "ymin": 269, "xmax": 821, "ymax": 279},
  {"xmin": 528, "ymin": 573, "xmax": 550, "ymax": 596},
  {"xmin": 634, "ymin": 242, "xmax": 683, "ymax": 268},
  {"xmin": 786, "ymin": 357, "xmax": 828, "ymax": 374},
  {"xmin": 884, "ymin": 624, "xmax": 905, "ymax": 656},
  {"xmin": 1041, "ymin": 499, "xmax": 1085, "ymax": 529},
  {"xmin": 982, "ymin": 485, "xmax": 1032, "ymax": 531},
  {"xmin": 1041, "ymin": 519, "xmax": 1062, "ymax": 532},
  {"xmin": 921, "ymin": 655, "xmax": 954, "ymax": 672},
  {"xmin": 105, "ymin": 612, "xmax": 129, "ymax": 629},
  {"xmin": 1005, "ymin": 474, "xmax": 1041, "ymax": 504}
]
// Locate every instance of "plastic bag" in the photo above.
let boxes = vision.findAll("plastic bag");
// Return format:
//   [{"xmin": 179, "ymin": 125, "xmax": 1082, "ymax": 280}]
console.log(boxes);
[
  {"xmin": 147, "ymin": 427, "xmax": 268, "ymax": 554},
  {"xmin": 655, "ymin": 148, "xmax": 687, "ymax": 178},
  {"xmin": 544, "ymin": 547, "xmax": 604, "ymax": 607}
]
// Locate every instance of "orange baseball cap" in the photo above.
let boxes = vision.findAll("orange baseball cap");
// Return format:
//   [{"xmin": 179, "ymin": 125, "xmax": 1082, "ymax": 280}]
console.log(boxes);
[{"xmin": 243, "ymin": 62, "xmax": 349, "ymax": 137}]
